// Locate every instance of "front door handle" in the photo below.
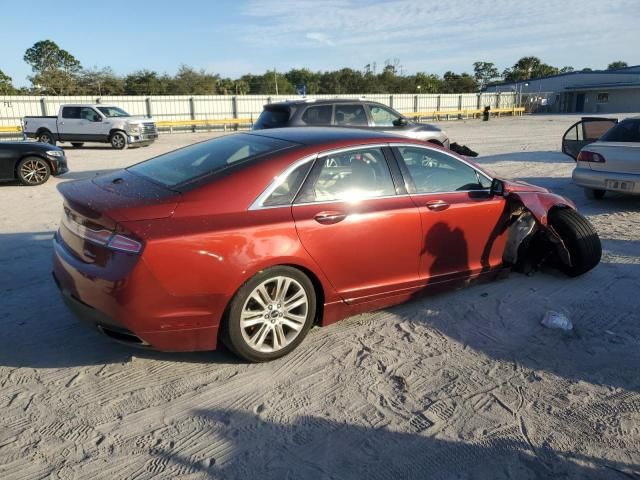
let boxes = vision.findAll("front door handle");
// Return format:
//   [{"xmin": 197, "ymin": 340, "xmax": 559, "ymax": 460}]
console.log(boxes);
[
  {"xmin": 314, "ymin": 211, "xmax": 347, "ymax": 225},
  {"xmin": 426, "ymin": 200, "xmax": 450, "ymax": 211}
]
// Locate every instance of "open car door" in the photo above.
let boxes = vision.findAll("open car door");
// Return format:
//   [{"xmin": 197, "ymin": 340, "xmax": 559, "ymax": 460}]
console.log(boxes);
[{"xmin": 562, "ymin": 117, "xmax": 618, "ymax": 160}]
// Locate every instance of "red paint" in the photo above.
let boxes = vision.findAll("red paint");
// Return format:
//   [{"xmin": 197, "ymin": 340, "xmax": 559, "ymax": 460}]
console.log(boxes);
[{"xmin": 52, "ymin": 131, "xmax": 578, "ymax": 352}]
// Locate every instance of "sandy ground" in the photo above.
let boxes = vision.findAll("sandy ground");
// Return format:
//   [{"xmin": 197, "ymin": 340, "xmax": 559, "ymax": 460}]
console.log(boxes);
[{"xmin": 1, "ymin": 115, "xmax": 639, "ymax": 479}]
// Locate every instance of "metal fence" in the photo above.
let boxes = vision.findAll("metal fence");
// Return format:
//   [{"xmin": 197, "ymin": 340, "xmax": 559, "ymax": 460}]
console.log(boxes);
[{"xmin": 0, "ymin": 92, "xmax": 518, "ymax": 137}]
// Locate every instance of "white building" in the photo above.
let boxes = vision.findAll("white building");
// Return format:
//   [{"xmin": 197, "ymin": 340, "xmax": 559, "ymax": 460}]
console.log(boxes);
[{"xmin": 484, "ymin": 65, "xmax": 640, "ymax": 114}]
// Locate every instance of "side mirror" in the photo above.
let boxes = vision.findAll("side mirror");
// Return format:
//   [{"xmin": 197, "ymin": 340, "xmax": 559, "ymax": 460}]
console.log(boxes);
[
  {"xmin": 393, "ymin": 117, "xmax": 408, "ymax": 127},
  {"xmin": 93, "ymin": 116, "xmax": 102, "ymax": 122},
  {"xmin": 490, "ymin": 178, "xmax": 505, "ymax": 196}
]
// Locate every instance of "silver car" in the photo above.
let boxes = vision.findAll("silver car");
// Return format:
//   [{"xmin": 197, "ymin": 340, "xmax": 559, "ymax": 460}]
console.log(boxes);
[{"xmin": 572, "ymin": 117, "xmax": 640, "ymax": 199}]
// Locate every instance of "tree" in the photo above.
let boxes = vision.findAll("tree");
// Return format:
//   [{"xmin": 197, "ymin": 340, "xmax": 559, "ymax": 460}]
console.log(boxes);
[
  {"xmin": 607, "ymin": 61, "xmax": 628, "ymax": 70},
  {"xmin": 124, "ymin": 70, "xmax": 171, "ymax": 95},
  {"xmin": 23, "ymin": 40, "xmax": 82, "ymax": 94},
  {"xmin": 170, "ymin": 65, "xmax": 219, "ymax": 95},
  {"xmin": 76, "ymin": 67, "xmax": 125, "ymax": 95},
  {"xmin": 441, "ymin": 71, "xmax": 477, "ymax": 93},
  {"xmin": 473, "ymin": 62, "xmax": 500, "ymax": 90},
  {"xmin": 0, "ymin": 69, "xmax": 16, "ymax": 94}
]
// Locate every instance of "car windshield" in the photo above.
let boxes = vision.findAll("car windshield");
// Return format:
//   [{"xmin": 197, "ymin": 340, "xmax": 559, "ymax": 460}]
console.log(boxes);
[
  {"xmin": 97, "ymin": 106, "xmax": 130, "ymax": 117},
  {"xmin": 127, "ymin": 133, "xmax": 296, "ymax": 188}
]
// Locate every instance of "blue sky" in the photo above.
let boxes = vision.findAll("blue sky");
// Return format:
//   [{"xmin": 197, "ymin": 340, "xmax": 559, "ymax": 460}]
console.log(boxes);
[{"xmin": 2, "ymin": 0, "xmax": 639, "ymax": 87}]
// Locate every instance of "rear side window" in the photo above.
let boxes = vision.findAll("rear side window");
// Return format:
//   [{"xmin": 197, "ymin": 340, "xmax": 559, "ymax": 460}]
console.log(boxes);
[
  {"xmin": 128, "ymin": 134, "xmax": 295, "ymax": 188},
  {"xmin": 263, "ymin": 160, "xmax": 314, "ymax": 207},
  {"xmin": 62, "ymin": 107, "xmax": 80, "ymax": 119},
  {"xmin": 253, "ymin": 107, "xmax": 290, "ymax": 129},
  {"xmin": 301, "ymin": 105, "xmax": 332, "ymax": 125},
  {"xmin": 600, "ymin": 119, "xmax": 640, "ymax": 142},
  {"xmin": 334, "ymin": 104, "xmax": 368, "ymax": 126}
]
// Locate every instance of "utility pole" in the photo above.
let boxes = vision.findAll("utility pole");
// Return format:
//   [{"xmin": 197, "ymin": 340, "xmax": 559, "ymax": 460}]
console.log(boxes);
[{"xmin": 274, "ymin": 68, "xmax": 278, "ymax": 95}]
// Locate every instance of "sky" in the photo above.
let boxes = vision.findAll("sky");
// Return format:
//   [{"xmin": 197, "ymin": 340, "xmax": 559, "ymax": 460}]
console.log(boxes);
[{"xmin": 1, "ymin": 0, "xmax": 639, "ymax": 87}]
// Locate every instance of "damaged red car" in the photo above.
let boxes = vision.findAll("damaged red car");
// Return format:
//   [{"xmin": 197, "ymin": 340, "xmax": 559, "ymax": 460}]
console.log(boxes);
[{"xmin": 53, "ymin": 128, "xmax": 601, "ymax": 362}]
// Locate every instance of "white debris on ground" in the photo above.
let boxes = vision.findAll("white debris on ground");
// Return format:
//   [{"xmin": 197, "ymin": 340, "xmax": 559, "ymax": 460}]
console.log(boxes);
[
  {"xmin": 541, "ymin": 311, "xmax": 573, "ymax": 331},
  {"xmin": 1, "ymin": 114, "xmax": 639, "ymax": 479}
]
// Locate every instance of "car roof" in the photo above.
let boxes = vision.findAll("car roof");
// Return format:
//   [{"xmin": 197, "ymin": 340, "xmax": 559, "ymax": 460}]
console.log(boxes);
[
  {"xmin": 265, "ymin": 98, "xmax": 387, "ymax": 108},
  {"xmin": 247, "ymin": 126, "xmax": 407, "ymax": 145}
]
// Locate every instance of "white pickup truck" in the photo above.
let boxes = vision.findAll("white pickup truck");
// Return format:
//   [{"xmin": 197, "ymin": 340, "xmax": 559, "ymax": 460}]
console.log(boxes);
[{"xmin": 23, "ymin": 104, "xmax": 158, "ymax": 149}]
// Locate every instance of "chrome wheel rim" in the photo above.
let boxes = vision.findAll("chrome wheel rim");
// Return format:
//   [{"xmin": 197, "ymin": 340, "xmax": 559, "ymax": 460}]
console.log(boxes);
[
  {"xmin": 39, "ymin": 134, "xmax": 50, "ymax": 143},
  {"xmin": 112, "ymin": 134, "xmax": 125, "ymax": 148},
  {"xmin": 20, "ymin": 159, "xmax": 48, "ymax": 184},
  {"xmin": 240, "ymin": 276, "xmax": 309, "ymax": 353}
]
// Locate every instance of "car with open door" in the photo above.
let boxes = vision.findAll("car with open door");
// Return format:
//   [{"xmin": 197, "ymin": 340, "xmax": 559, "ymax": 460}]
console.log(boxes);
[
  {"xmin": 53, "ymin": 127, "xmax": 601, "ymax": 362},
  {"xmin": 562, "ymin": 117, "xmax": 618, "ymax": 159},
  {"xmin": 572, "ymin": 116, "xmax": 640, "ymax": 199}
]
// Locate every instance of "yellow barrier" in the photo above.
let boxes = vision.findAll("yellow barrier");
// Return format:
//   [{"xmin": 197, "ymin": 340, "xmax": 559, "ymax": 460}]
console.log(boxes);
[{"xmin": 1, "ymin": 108, "xmax": 526, "ymax": 134}]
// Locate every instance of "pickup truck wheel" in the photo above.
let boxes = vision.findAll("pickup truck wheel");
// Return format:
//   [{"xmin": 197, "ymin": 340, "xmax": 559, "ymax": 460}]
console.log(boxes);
[
  {"xmin": 548, "ymin": 209, "xmax": 601, "ymax": 277},
  {"xmin": 17, "ymin": 157, "xmax": 51, "ymax": 186},
  {"xmin": 37, "ymin": 130, "xmax": 56, "ymax": 146},
  {"xmin": 71, "ymin": 142, "xmax": 84, "ymax": 148},
  {"xmin": 110, "ymin": 132, "xmax": 127, "ymax": 150}
]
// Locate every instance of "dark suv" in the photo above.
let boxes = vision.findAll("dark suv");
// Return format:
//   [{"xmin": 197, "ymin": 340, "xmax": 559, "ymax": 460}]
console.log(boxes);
[{"xmin": 252, "ymin": 99, "xmax": 450, "ymax": 148}]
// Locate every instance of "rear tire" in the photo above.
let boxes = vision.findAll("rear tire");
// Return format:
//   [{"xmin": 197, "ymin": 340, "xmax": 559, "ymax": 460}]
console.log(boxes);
[
  {"xmin": 584, "ymin": 187, "xmax": 605, "ymax": 200},
  {"xmin": 37, "ymin": 130, "xmax": 56, "ymax": 146},
  {"xmin": 548, "ymin": 209, "xmax": 601, "ymax": 277},
  {"xmin": 71, "ymin": 142, "xmax": 84, "ymax": 148},
  {"xmin": 17, "ymin": 156, "xmax": 51, "ymax": 185},
  {"xmin": 110, "ymin": 131, "xmax": 127, "ymax": 150},
  {"xmin": 222, "ymin": 266, "xmax": 316, "ymax": 362}
]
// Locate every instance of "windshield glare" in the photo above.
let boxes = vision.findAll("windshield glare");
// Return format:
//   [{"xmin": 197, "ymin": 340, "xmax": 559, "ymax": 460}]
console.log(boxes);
[{"xmin": 97, "ymin": 106, "xmax": 130, "ymax": 117}]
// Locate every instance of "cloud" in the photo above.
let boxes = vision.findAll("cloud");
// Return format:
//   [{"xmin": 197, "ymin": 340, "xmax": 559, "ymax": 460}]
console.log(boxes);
[{"xmin": 305, "ymin": 32, "xmax": 335, "ymax": 46}]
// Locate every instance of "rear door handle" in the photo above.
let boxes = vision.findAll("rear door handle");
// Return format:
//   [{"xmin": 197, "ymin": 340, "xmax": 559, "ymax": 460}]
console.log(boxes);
[
  {"xmin": 314, "ymin": 211, "xmax": 347, "ymax": 225},
  {"xmin": 426, "ymin": 200, "xmax": 450, "ymax": 211}
]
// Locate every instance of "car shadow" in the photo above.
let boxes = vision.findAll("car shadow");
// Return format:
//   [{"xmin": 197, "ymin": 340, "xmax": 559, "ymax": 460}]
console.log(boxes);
[
  {"xmin": 143, "ymin": 407, "xmax": 638, "ymax": 479},
  {"xmin": 0, "ymin": 231, "xmax": 241, "ymax": 368}
]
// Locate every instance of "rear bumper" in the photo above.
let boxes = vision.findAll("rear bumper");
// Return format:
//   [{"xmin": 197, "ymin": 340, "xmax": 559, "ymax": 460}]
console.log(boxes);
[
  {"xmin": 572, "ymin": 167, "xmax": 640, "ymax": 194},
  {"xmin": 52, "ymin": 232, "xmax": 219, "ymax": 352}
]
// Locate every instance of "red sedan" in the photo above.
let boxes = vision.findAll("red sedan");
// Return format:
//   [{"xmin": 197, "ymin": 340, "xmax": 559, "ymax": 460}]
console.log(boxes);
[{"xmin": 53, "ymin": 128, "xmax": 601, "ymax": 362}]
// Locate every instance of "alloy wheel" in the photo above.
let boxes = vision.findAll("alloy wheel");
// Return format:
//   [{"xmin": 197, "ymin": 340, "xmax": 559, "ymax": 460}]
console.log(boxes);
[
  {"xmin": 239, "ymin": 276, "xmax": 309, "ymax": 353},
  {"xmin": 20, "ymin": 159, "xmax": 49, "ymax": 184}
]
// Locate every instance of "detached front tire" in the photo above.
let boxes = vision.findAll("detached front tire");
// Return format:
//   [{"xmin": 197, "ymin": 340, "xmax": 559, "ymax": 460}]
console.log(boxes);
[
  {"xmin": 222, "ymin": 266, "xmax": 316, "ymax": 362},
  {"xmin": 17, "ymin": 156, "xmax": 51, "ymax": 185},
  {"xmin": 110, "ymin": 131, "xmax": 127, "ymax": 150},
  {"xmin": 548, "ymin": 209, "xmax": 601, "ymax": 277}
]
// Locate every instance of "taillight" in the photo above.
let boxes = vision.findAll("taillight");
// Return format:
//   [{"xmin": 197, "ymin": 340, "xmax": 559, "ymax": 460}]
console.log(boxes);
[
  {"xmin": 61, "ymin": 212, "xmax": 143, "ymax": 253},
  {"xmin": 577, "ymin": 151, "xmax": 605, "ymax": 163}
]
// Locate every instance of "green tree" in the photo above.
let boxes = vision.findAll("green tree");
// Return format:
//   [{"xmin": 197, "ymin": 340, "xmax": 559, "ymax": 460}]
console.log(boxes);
[
  {"xmin": 76, "ymin": 67, "xmax": 125, "ymax": 95},
  {"xmin": 442, "ymin": 71, "xmax": 477, "ymax": 93},
  {"xmin": 473, "ymin": 61, "xmax": 500, "ymax": 90},
  {"xmin": 23, "ymin": 40, "xmax": 82, "ymax": 94},
  {"xmin": 124, "ymin": 70, "xmax": 171, "ymax": 95},
  {"xmin": 284, "ymin": 68, "xmax": 321, "ymax": 95},
  {"xmin": 0, "ymin": 69, "xmax": 16, "ymax": 94},
  {"xmin": 170, "ymin": 65, "xmax": 220, "ymax": 95},
  {"xmin": 607, "ymin": 61, "xmax": 628, "ymax": 70}
]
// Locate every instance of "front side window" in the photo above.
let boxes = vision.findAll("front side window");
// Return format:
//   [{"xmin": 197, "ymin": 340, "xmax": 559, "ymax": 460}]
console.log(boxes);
[
  {"xmin": 300, "ymin": 147, "xmax": 395, "ymax": 202},
  {"xmin": 301, "ymin": 105, "xmax": 332, "ymax": 125},
  {"xmin": 128, "ymin": 134, "xmax": 295, "ymax": 188},
  {"xmin": 396, "ymin": 147, "xmax": 489, "ymax": 193},
  {"xmin": 80, "ymin": 107, "xmax": 101, "ymax": 122},
  {"xmin": 334, "ymin": 104, "xmax": 368, "ymax": 126},
  {"xmin": 369, "ymin": 105, "xmax": 400, "ymax": 127}
]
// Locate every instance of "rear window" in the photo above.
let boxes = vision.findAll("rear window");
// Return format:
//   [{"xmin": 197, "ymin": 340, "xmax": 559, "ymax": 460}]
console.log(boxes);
[
  {"xmin": 253, "ymin": 107, "xmax": 291, "ymax": 129},
  {"xmin": 600, "ymin": 119, "xmax": 640, "ymax": 142},
  {"xmin": 128, "ymin": 134, "xmax": 295, "ymax": 188}
]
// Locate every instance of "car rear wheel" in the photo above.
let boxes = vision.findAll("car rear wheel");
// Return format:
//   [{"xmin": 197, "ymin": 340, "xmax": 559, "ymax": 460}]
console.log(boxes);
[
  {"xmin": 548, "ymin": 208, "xmax": 601, "ymax": 277},
  {"xmin": 37, "ymin": 130, "xmax": 56, "ymax": 146},
  {"xmin": 110, "ymin": 131, "xmax": 127, "ymax": 150},
  {"xmin": 71, "ymin": 142, "xmax": 84, "ymax": 148},
  {"xmin": 223, "ymin": 267, "xmax": 316, "ymax": 362},
  {"xmin": 584, "ymin": 187, "xmax": 605, "ymax": 200},
  {"xmin": 17, "ymin": 156, "xmax": 51, "ymax": 186}
]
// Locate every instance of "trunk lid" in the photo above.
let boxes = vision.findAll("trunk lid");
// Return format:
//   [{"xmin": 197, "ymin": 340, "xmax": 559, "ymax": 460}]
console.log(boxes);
[{"xmin": 585, "ymin": 142, "xmax": 640, "ymax": 174}]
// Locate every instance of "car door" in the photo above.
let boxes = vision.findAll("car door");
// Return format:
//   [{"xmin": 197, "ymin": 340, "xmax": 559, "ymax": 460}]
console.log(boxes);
[
  {"xmin": 392, "ymin": 145, "xmax": 509, "ymax": 283},
  {"xmin": 291, "ymin": 145, "xmax": 423, "ymax": 302},
  {"xmin": 58, "ymin": 106, "xmax": 82, "ymax": 140},
  {"xmin": 562, "ymin": 117, "xmax": 617, "ymax": 159},
  {"xmin": 0, "ymin": 144, "xmax": 18, "ymax": 180}
]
